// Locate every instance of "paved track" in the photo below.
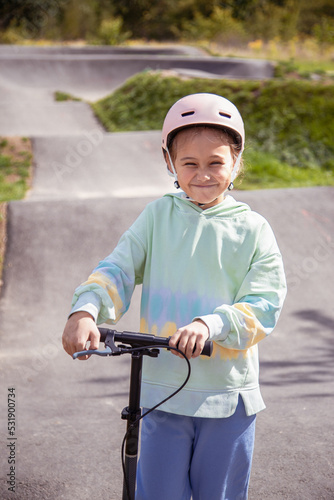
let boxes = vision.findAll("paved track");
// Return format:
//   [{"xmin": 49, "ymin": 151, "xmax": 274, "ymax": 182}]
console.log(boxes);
[
  {"xmin": 0, "ymin": 45, "xmax": 273, "ymax": 100},
  {"xmin": 0, "ymin": 45, "xmax": 273, "ymax": 136},
  {"xmin": 0, "ymin": 46, "xmax": 333, "ymax": 500}
]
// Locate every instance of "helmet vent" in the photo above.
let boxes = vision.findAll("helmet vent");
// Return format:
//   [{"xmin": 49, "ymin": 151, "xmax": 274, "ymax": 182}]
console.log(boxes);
[
  {"xmin": 181, "ymin": 111, "xmax": 195, "ymax": 117},
  {"xmin": 219, "ymin": 112, "xmax": 231, "ymax": 118}
]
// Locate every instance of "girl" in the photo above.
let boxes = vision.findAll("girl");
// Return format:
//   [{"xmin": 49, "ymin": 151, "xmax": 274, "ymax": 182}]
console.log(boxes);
[{"xmin": 63, "ymin": 93, "xmax": 287, "ymax": 499}]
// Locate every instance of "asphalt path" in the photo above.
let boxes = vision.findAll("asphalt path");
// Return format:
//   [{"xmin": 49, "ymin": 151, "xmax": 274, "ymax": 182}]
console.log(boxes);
[
  {"xmin": 0, "ymin": 45, "xmax": 333, "ymax": 500},
  {"xmin": 0, "ymin": 45, "xmax": 273, "ymax": 136}
]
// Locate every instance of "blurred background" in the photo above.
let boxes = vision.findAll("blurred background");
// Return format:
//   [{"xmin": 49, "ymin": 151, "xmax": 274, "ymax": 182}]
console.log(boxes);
[{"xmin": 1, "ymin": 0, "xmax": 334, "ymax": 57}]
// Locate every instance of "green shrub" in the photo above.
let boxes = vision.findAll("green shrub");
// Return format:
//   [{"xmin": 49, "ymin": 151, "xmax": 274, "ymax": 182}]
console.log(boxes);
[
  {"xmin": 94, "ymin": 17, "xmax": 131, "ymax": 45},
  {"xmin": 313, "ymin": 16, "xmax": 334, "ymax": 49},
  {"xmin": 182, "ymin": 7, "xmax": 246, "ymax": 44},
  {"xmin": 0, "ymin": 22, "xmax": 26, "ymax": 44}
]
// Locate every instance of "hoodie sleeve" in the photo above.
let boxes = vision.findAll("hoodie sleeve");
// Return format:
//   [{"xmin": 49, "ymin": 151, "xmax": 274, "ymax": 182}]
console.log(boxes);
[
  {"xmin": 196, "ymin": 220, "xmax": 287, "ymax": 350},
  {"xmin": 71, "ymin": 224, "xmax": 146, "ymax": 325}
]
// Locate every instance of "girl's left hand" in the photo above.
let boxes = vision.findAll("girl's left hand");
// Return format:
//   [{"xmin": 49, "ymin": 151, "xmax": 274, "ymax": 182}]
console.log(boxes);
[{"xmin": 169, "ymin": 320, "xmax": 209, "ymax": 359}]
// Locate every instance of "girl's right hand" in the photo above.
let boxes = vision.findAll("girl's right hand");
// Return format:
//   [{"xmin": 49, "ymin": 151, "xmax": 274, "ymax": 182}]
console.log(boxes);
[{"xmin": 62, "ymin": 311, "xmax": 100, "ymax": 360}]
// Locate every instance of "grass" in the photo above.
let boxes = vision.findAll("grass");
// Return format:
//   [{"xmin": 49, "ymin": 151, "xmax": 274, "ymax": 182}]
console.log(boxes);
[
  {"xmin": 0, "ymin": 137, "xmax": 33, "ymax": 285},
  {"xmin": 0, "ymin": 137, "xmax": 33, "ymax": 202},
  {"xmin": 91, "ymin": 71, "xmax": 334, "ymax": 190},
  {"xmin": 240, "ymin": 150, "xmax": 334, "ymax": 190},
  {"xmin": 54, "ymin": 91, "xmax": 82, "ymax": 102}
]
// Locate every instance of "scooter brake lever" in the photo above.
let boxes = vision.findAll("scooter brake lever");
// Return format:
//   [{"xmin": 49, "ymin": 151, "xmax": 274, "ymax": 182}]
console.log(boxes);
[
  {"xmin": 72, "ymin": 330, "xmax": 123, "ymax": 360},
  {"xmin": 73, "ymin": 346, "xmax": 112, "ymax": 359}
]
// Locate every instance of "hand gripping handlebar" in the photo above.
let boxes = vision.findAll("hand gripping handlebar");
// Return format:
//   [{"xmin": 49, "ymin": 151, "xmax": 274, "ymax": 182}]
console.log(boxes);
[{"xmin": 73, "ymin": 327, "xmax": 213, "ymax": 359}]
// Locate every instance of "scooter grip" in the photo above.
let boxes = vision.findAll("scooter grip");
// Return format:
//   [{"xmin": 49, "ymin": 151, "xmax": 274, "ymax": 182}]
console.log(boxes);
[
  {"xmin": 202, "ymin": 340, "xmax": 213, "ymax": 357},
  {"xmin": 171, "ymin": 338, "xmax": 213, "ymax": 357}
]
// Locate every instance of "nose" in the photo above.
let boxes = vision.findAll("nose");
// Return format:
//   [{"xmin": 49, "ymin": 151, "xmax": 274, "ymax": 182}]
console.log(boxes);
[{"xmin": 196, "ymin": 169, "xmax": 211, "ymax": 182}]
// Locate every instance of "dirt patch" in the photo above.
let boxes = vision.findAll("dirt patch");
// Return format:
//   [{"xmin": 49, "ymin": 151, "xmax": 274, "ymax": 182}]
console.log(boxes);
[
  {"xmin": 1, "ymin": 135, "xmax": 31, "ymax": 158},
  {"xmin": 0, "ymin": 137, "xmax": 32, "ymax": 195}
]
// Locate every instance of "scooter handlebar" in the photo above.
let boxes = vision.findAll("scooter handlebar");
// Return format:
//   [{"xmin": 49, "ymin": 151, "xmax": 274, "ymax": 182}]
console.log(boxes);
[{"xmin": 99, "ymin": 328, "xmax": 213, "ymax": 357}]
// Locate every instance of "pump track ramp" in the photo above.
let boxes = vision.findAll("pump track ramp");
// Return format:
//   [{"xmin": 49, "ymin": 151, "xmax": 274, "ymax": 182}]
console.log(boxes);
[{"xmin": 0, "ymin": 45, "xmax": 333, "ymax": 500}]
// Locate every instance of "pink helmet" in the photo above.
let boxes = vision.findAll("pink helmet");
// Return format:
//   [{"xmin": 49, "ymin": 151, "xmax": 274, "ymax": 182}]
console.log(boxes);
[
  {"xmin": 162, "ymin": 93, "xmax": 245, "ymax": 186},
  {"xmin": 162, "ymin": 93, "xmax": 245, "ymax": 153}
]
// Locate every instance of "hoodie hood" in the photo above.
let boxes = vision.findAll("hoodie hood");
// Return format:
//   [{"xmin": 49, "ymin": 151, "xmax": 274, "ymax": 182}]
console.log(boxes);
[{"xmin": 164, "ymin": 191, "xmax": 251, "ymax": 219}]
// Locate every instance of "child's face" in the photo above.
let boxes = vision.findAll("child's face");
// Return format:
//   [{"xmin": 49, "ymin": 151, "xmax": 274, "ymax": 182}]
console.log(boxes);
[{"xmin": 169, "ymin": 127, "xmax": 235, "ymax": 208}]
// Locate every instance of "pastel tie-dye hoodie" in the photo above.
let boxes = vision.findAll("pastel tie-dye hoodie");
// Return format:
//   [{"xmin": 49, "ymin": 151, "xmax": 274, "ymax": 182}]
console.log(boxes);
[{"xmin": 71, "ymin": 193, "xmax": 287, "ymax": 418}]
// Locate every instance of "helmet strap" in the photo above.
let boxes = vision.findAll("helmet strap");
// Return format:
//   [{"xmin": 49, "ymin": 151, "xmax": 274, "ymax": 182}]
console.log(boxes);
[
  {"xmin": 231, "ymin": 152, "xmax": 242, "ymax": 182},
  {"xmin": 166, "ymin": 147, "xmax": 180, "ymax": 189}
]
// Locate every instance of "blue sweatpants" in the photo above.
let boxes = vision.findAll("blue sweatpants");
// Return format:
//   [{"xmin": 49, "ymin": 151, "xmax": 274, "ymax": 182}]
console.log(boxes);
[{"xmin": 136, "ymin": 396, "xmax": 256, "ymax": 500}]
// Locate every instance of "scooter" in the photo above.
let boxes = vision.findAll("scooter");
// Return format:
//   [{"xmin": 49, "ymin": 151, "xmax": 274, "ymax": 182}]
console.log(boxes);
[{"xmin": 73, "ymin": 327, "xmax": 213, "ymax": 500}]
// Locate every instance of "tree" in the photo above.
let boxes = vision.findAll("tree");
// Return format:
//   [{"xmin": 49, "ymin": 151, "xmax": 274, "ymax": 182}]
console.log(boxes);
[{"xmin": 0, "ymin": 0, "xmax": 63, "ymax": 36}]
